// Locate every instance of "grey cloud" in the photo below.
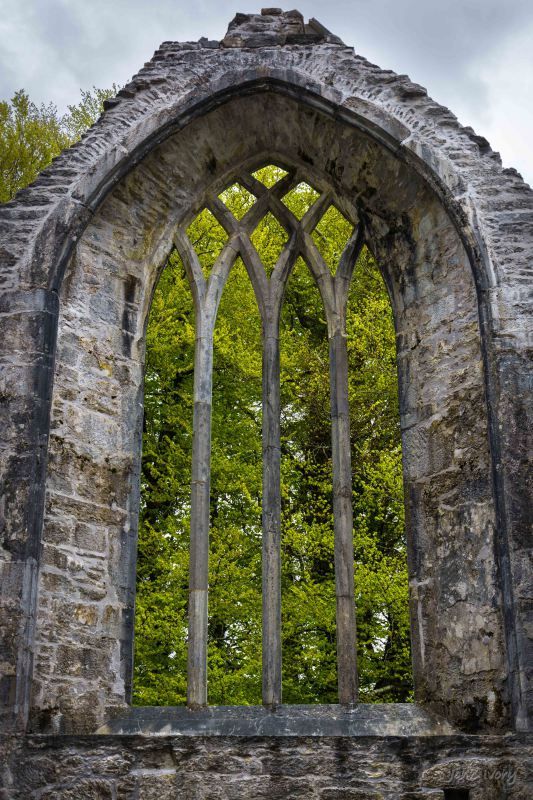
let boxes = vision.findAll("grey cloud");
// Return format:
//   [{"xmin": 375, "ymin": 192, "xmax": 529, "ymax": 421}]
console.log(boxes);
[{"xmin": 0, "ymin": 0, "xmax": 531, "ymax": 180}]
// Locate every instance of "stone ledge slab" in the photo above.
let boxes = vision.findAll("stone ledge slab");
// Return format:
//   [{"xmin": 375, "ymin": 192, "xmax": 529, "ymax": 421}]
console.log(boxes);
[{"xmin": 96, "ymin": 703, "xmax": 457, "ymax": 737}]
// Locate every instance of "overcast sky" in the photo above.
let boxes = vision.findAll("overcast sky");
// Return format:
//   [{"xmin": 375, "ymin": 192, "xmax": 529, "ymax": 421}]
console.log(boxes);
[{"xmin": 1, "ymin": 0, "xmax": 531, "ymax": 185}]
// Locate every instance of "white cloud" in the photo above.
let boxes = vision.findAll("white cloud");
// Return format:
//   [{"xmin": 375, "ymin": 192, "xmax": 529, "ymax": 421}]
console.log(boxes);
[{"xmin": 468, "ymin": 21, "xmax": 533, "ymax": 183}]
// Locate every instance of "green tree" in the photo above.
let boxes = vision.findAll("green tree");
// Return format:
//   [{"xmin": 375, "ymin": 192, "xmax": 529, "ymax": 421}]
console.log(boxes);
[
  {"xmin": 0, "ymin": 86, "xmax": 116, "ymax": 203},
  {"xmin": 134, "ymin": 175, "xmax": 413, "ymax": 705},
  {"xmin": 0, "ymin": 90, "xmax": 69, "ymax": 203},
  {"xmin": 63, "ymin": 85, "xmax": 118, "ymax": 141}
]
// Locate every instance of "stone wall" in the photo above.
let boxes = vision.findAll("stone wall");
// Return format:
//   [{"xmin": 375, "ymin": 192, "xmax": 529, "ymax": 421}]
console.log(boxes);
[
  {"xmin": 0, "ymin": 0, "xmax": 531, "ymax": 771},
  {"xmin": 1, "ymin": 733, "xmax": 532, "ymax": 799},
  {"xmin": 23, "ymin": 88, "xmax": 507, "ymax": 734}
]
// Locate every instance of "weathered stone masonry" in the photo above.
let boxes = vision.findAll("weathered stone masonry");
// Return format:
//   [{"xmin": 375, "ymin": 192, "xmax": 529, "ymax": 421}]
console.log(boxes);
[{"xmin": 0, "ymin": 9, "xmax": 531, "ymax": 798}]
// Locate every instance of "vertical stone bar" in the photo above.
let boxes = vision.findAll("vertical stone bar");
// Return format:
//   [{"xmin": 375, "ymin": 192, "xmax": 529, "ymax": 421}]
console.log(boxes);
[
  {"xmin": 262, "ymin": 318, "xmax": 282, "ymax": 706},
  {"xmin": 330, "ymin": 328, "xmax": 358, "ymax": 704},
  {"xmin": 187, "ymin": 319, "xmax": 214, "ymax": 707}
]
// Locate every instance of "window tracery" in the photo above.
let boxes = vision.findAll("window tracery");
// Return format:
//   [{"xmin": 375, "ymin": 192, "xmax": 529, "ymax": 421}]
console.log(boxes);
[{"xmin": 176, "ymin": 164, "xmax": 363, "ymax": 707}]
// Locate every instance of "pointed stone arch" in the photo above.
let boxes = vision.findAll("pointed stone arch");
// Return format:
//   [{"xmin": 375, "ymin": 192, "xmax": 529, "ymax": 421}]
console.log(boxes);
[{"xmin": 0, "ymin": 12, "xmax": 531, "ymax": 742}]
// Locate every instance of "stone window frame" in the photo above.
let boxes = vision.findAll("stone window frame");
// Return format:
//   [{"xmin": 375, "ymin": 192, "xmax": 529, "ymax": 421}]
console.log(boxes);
[
  {"xmin": 1, "ymin": 47, "xmax": 529, "ymax": 736},
  {"xmin": 174, "ymin": 162, "xmax": 364, "ymax": 707}
]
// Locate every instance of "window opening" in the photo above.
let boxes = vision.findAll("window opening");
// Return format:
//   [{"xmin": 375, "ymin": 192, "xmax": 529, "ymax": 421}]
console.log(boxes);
[
  {"xmin": 134, "ymin": 250, "xmax": 194, "ymax": 705},
  {"xmin": 443, "ymin": 790, "xmax": 470, "ymax": 800},
  {"xmin": 134, "ymin": 163, "xmax": 411, "ymax": 707},
  {"xmin": 218, "ymin": 182, "xmax": 257, "ymax": 219},
  {"xmin": 311, "ymin": 205, "xmax": 354, "ymax": 275},
  {"xmin": 282, "ymin": 181, "xmax": 321, "ymax": 220},
  {"xmin": 280, "ymin": 256, "xmax": 337, "ymax": 702},
  {"xmin": 208, "ymin": 256, "xmax": 263, "ymax": 704},
  {"xmin": 348, "ymin": 248, "xmax": 412, "ymax": 702},
  {"xmin": 252, "ymin": 164, "xmax": 289, "ymax": 187}
]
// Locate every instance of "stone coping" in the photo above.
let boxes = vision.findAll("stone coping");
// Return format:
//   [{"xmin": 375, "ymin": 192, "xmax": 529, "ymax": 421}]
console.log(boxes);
[{"xmin": 96, "ymin": 703, "xmax": 457, "ymax": 737}]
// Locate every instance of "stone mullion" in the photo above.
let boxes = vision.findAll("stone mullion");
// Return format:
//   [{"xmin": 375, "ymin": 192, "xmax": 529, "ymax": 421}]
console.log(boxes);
[
  {"xmin": 205, "ymin": 196, "xmax": 240, "ymax": 236},
  {"xmin": 263, "ymin": 234, "xmax": 301, "ymax": 706},
  {"xmin": 301, "ymin": 233, "xmax": 360, "ymax": 704},
  {"xmin": 238, "ymin": 229, "xmax": 300, "ymax": 707},
  {"xmin": 175, "ymin": 232, "xmax": 238, "ymax": 707},
  {"xmin": 239, "ymin": 194, "xmax": 271, "ymax": 235},
  {"xmin": 173, "ymin": 230, "xmax": 207, "ymax": 309},
  {"xmin": 261, "ymin": 310, "xmax": 282, "ymax": 706},
  {"xmin": 187, "ymin": 306, "xmax": 214, "ymax": 707},
  {"xmin": 238, "ymin": 234, "xmax": 282, "ymax": 704},
  {"xmin": 329, "ymin": 316, "xmax": 358, "ymax": 704},
  {"xmin": 336, "ymin": 225, "xmax": 364, "ymax": 284},
  {"xmin": 331, "ymin": 228, "xmax": 364, "ymax": 704},
  {"xmin": 207, "ymin": 191, "xmax": 269, "ymax": 240},
  {"xmin": 300, "ymin": 233, "xmax": 337, "ymax": 317},
  {"xmin": 239, "ymin": 170, "xmax": 297, "ymax": 205},
  {"xmin": 264, "ymin": 193, "xmax": 299, "ymax": 235},
  {"xmin": 300, "ymin": 192, "xmax": 332, "ymax": 233},
  {"xmin": 236, "ymin": 233, "xmax": 270, "ymax": 318}
]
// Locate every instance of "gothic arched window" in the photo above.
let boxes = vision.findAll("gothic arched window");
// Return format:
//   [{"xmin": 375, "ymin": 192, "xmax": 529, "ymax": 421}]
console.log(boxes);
[{"xmin": 161, "ymin": 163, "xmax": 373, "ymax": 707}]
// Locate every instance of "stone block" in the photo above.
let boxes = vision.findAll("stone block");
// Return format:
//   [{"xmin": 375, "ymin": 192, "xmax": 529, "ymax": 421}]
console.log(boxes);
[
  {"xmin": 320, "ymin": 790, "xmax": 384, "ymax": 800},
  {"xmin": 40, "ymin": 780, "xmax": 113, "ymax": 800},
  {"xmin": 120, "ymin": 771, "xmax": 176, "ymax": 800}
]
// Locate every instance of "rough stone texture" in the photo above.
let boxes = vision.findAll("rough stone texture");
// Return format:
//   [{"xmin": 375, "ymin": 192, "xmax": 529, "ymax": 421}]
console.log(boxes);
[
  {"xmin": 95, "ymin": 704, "xmax": 457, "ymax": 736},
  {"xmin": 27, "ymin": 90, "xmax": 509, "ymax": 735},
  {"xmin": 0, "ymin": 733, "xmax": 532, "ymax": 799},
  {"xmin": 0, "ymin": 7, "xmax": 531, "ymax": 794}
]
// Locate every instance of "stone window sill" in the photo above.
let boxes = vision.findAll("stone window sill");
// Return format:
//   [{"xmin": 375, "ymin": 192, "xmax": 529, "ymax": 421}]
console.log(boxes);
[{"xmin": 96, "ymin": 703, "xmax": 456, "ymax": 736}]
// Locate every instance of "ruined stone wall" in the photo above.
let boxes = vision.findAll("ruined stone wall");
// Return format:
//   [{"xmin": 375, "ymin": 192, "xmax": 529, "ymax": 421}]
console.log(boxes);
[
  {"xmin": 1, "ymin": 732, "xmax": 532, "ymax": 799},
  {"xmin": 0, "ymin": 3, "xmax": 530, "ymax": 758},
  {"xmin": 24, "ymin": 90, "xmax": 505, "ymax": 733}
]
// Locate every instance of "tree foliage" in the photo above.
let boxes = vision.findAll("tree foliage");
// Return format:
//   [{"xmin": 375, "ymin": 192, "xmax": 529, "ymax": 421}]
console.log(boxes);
[
  {"xmin": 64, "ymin": 85, "xmax": 118, "ymax": 141},
  {"xmin": 0, "ymin": 86, "xmax": 116, "ymax": 203},
  {"xmin": 134, "ymin": 177, "xmax": 413, "ymax": 705}
]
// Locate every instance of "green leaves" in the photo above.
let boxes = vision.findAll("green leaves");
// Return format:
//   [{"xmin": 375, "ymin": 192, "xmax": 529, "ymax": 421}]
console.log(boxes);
[
  {"xmin": 0, "ymin": 86, "xmax": 117, "ymax": 204},
  {"xmin": 0, "ymin": 90, "xmax": 69, "ymax": 203},
  {"xmin": 219, "ymin": 182, "xmax": 256, "ymax": 219},
  {"xmin": 250, "ymin": 212, "xmax": 288, "ymax": 276},
  {"xmin": 135, "ymin": 177, "xmax": 412, "ymax": 704},
  {"xmin": 312, "ymin": 205, "xmax": 354, "ymax": 274},
  {"xmin": 282, "ymin": 181, "xmax": 320, "ymax": 220},
  {"xmin": 63, "ymin": 85, "xmax": 118, "ymax": 141},
  {"xmin": 187, "ymin": 208, "xmax": 228, "ymax": 278},
  {"xmin": 252, "ymin": 164, "xmax": 288, "ymax": 188}
]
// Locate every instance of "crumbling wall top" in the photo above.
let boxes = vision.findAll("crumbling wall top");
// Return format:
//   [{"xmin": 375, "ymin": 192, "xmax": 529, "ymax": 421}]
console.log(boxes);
[{"xmin": 222, "ymin": 8, "xmax": 344, "ymax": 47}]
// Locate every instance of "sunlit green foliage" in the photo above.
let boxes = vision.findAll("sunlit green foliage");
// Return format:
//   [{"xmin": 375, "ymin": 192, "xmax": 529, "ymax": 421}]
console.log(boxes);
[
  {"xmin": 250, "ymin": 212, "xmax": 288, "ymax": 276},
  {"xmin": 252, "ymin": 164, "xmax": 288, "ymax": 187},
  {"xmin": 312, "ymin": 205, "xmax": 354, "ymax": 275},
  {"xmin": 134, "ymin": 174, "xmax": 412, "ymax": 705},
  {"xmin": 282, "ymin": 181, "xmax": 320, "ymax": 220},
  {"xmin": 63, "ymin": 85, "xmax": 118, "ymax": 141},
  {"xmin": 186, "ymin": 208, "xmax": 228, "ymax": 278},
  {"xmin": 219, "ymin": 182, "xmax": 256, "ymax": 219},
  {"xmin": 133, "ymin": 251, "xmax": 194, "ymax": 703},
  {"xmin": 0, "ymin": 90, "xmax": 69, "ymax": 203}
]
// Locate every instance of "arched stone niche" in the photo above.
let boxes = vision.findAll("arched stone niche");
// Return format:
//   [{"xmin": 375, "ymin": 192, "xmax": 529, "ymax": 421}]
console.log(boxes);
[{"xmin": 0, "ymin": 12, "xmax": 531, "ymax": 751}]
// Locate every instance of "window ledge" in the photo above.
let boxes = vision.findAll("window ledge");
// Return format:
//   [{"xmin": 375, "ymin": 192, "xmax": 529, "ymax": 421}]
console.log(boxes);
[{"xmin": 96, "ymin": 703, "xmax": 457, "ymax": 737}]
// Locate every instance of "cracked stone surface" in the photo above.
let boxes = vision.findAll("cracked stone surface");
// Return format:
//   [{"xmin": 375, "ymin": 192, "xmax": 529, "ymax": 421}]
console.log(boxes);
[{"xmin": 1, "ymin": 732, "xmax": 532, "ymax": 799}]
